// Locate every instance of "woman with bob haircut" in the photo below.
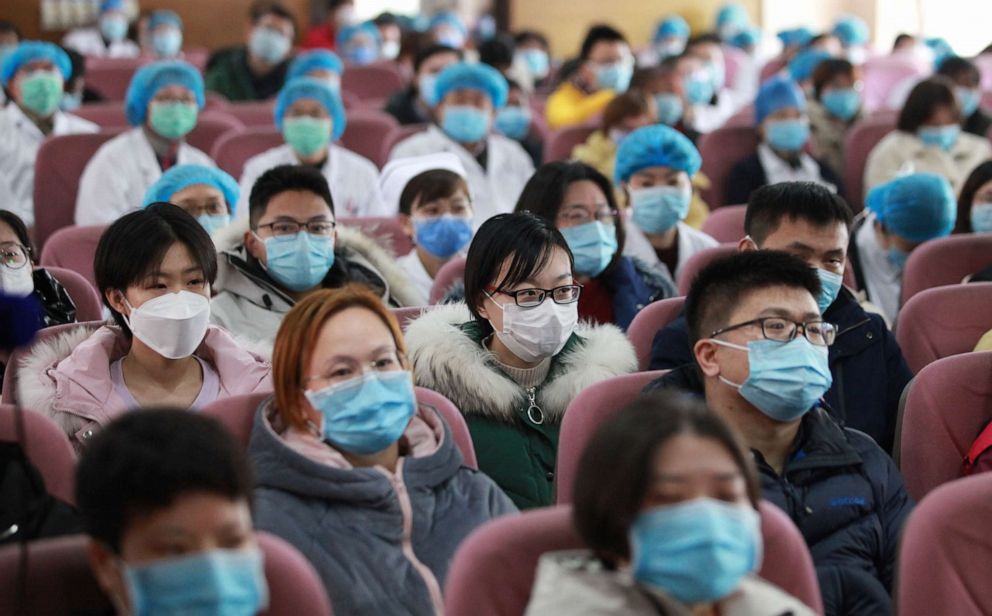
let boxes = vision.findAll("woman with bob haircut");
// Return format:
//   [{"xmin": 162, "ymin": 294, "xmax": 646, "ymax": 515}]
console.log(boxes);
[
  {"xmin": 526, "ymin": 393, "xmax": 816, "ymax": 615},
  {"xmin": 405, "ymin": 212, "xmax": 637, "ymax": 510},
  {"xmin": 249, "ymin": 284, "xmax": 516, "ymax": 615}
]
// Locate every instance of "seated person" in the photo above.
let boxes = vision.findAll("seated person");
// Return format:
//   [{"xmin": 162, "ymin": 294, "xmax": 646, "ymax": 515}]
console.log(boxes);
[
  {"xmin": 515, "ymin": 161, "xmax": 677, "ymax": 329},
  {"xmin": 61, "ymin": 0, "xmax": 140, "ymax": 58},
  {"xmin": 545, "ymin": 25, "xmax": 633, "ymax": 130},
  {"xmin": 937, "ymin": 56, "xmax": 992, "ymax": 139},
  {"xmin": 513, "ymin": 30, "xmax": 552, "ymax": 91},
  {"xmin": 833, "ymin": 15, "xmax": 872, "ymax": 65},
  {"xmin": 250, "ymin": 285, "xmax": 516, "ymax": 614},
  {"xmin": 637, "ymin": 15, "xmax": 690, "ymax": 66},
  {"xmin": 337, "ymin": 21, "xmax": 381, "ymax": 66},
  {"xmin": 212, "ymin": 165, "xmax": 419, "ymax": 346},
  {"xmin": 682, "ymin": 34, "xmax": 746, "ymax": 133},
  {"xmin": 145, "ymin": 9, "xmax": 184, "ymax": 59},
  {"xmin": 285, "ymin": 48, "xmax": 343, "ymax": 90},
  {"xmin": 390, "ymin": 61, "xmax": 535, "ymax": 225},
  {"xmin": 61, "ymin": 46, "xmax": 104, "ymax": 111},
  {"xmin": 205, "ymin": 2, "xmax": 294, "ymax": 102},
  {"xmin": 78, "ymin": 410, "xmax": 269, "ymax": 615},
  {"xmin": 372, "ymin": 12, "xmax": 402, "ymax": 61},
  {"xmin": 649, "ymin": 182, "xmax": 913, "ymax": 452},
  {"xmin": 494, "ymin": 78, "xmax": 543, "ymax": 168},
  {"xmin": 955, "ymin": 161, "xmax": 992, "ymax": 234},
  {"xmin": 144, "ymin": 164, "xmax": 240, "ymax": 237},
  {"xmin": 406, "ymin": 212, "xmax": 637, "ymax": 508},
  {"xmin": 808, "ymin": 58, "xmax": 863, "ymax": 179},
  {"xmin": 427, "ymin": 11, "xmax": 468, "ymax": 49},
  {"xmin": 236, "ymin": 77, "xmax": 383, "ymax": 218},
  {"xmin": 850, "ymin": 173, "xmax": 957, "ymax": 323},
  {"xmin": 76, "ymin": 60, "xmax": 214, "ymax": 226},
  {"xmin": 18, "ymin": 204, "xmax": 272, "ymax": 449},
  {"xmin": 571, "ymin": 90, "xmax": 656, "ymax": 185},
  {"xmin": 649, "ymin": 250, "xmax": 913, "ymax": 616},
  {"xmin": 383, "ymin": 43, "xmax": 462, "ymax": 126},
  {"xmin": 617, "ymin": 125, "xmax": 718, "ymax": 280},
  {"xmin": 787, "ymin": 48, "xmax": 833, "ymax": 92},
  {"xmin": 526, "ymin": 392, "xmax": 815, "ymax": 615},
  {"xmin": 865, "ymin": 77, "xmax": 991, "ymax": 194},
  {"xmin": 301, "ymin": 0, "xmax": 354, "ymax": 50},
  {"xmin": 726, "ymin": 76, "xmax": 842, "ymax": 206}
]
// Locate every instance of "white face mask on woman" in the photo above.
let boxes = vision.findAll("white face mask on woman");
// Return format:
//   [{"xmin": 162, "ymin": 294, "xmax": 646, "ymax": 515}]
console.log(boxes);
[
  {"xmin": 0, "ymin": 265, "xmax": 34, "ymax": 297},
  {"xmin": 123, "ymin": 290, "xmax": 210, "ymax": 359},
  {"xmin": 485, "ymin": 293, "xmax": 578, "ymax": 363}
]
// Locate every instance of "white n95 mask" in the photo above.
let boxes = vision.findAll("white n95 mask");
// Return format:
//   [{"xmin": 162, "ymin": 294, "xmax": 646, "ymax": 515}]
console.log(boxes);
[
  {"xmin": 487, "ymin": 294, "xmax": 578, "ymax": 363},
  {"xmin": 0, "ymin": 265, "xmax": 35, "ymax": 297},
  {"xmin": 123, "ymin": 291, "xmax": 210, "ymax": 359}
]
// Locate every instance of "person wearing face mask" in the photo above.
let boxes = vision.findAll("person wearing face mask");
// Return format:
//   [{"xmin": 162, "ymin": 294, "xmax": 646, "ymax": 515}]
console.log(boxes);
[
  {"xmin": 390, "ymin": 62, "xmax": 535, "ymax": 226},
  {"xmin": 513, "ymin": 30, "xmax": 552, "ymax": 92},
  {"xmin": 865, "ymin": 77, "xmax": 992, "ymax": 195},
  {"xmin": 142, "ymin": 10, "xmax": 184, "ymax": 59},
  {"xmin": 832, "ymin": 15, "xmax": 872, "ymax": 66},
  {"xmin": 0, "ymin": 41, "xmax": 98, "ymax": 227},
  {"xmin": 406, "ymin": 212, "xmax": 637, "ymax": 509},
  {"xmin": 205, "ymin": 2, "xmax": 295, "ymax": 102},
  {"xmin": 337, "ymin": 21, "xmax": 381, "ymax": 66},
  {"xmin": 372, "ymin": 12, "xmax": 403, "ymax": 61},
  {"xmin": 383, "ymin": 44, "xmax": 462, "ymax": 125},
  {"xmin": 495, "ymin": 79, "xmax": 543, "ymax": 167},
  {"xmin": 526, "ymin": 393, "xmax": 816, "ymax": 616},
  {"xmin": 649, "ymin": 251, "xmax": 914, "ymax": 616},
  {"xmin": 78, "ymin": 411, "xmax": 271, "ymax": 616},
  {"xmin": 674, "ymin": 49, "xmax": 730, "ymax": 135},
  {"xmin": 808, "ymin": 59, "xmax": 863, "ymax": 179},
  {"xmin": 936, "ymin": 56, "xmax": 992, "ymax": 139},
  {"xmin": 955, "ymin": 162, "xmax": 992, "ymax": 235},
  {"xmin": 302, "ymin": 0, "xmax": 355, "ymax": 50},
  {"xmin": 286, "ymin": 49, "xmax": 343, "ymax": 91},
  {"xmin": 617, "ymin": 125, "xmax": 718, "ymax": 281},
  {"xmin": 546, "ymin": 25, "xmax": 633, "ymax": 130},
  {"xmin": 787, "ymin": 47, "xmax": 833, "ymax": 92},
  {"xmin": 682, "ymin": 33, "xmax": 750, "ymax": 132},
  {"xmin": 572, "ymin": 91, "xmax": 657, "ymax": 186},
  {"xmin": 638, "ymin": 15, "xmax": 690, "ymax": 67},
  {"xmin": 726, "ymin": 76, "xmax": 842, "ymax": 207},
  {"xmin": 62, "ymin": 0, "xmax": 140, "ymax": 59},
  {"xmin": 144, "ymin": 164, "xmax": 241, "ymax": 238},
  {"xmin": 249, "ymin": 285, "xmax": 515, "ymax": 614},
  {"xmin": 76, "ymin": 60, "xmax": 214, "ymax": 226},
  {"xmin": 428, "ymin": 11, "xmax": 468, "ymax": 50},
  {"xmin": 17, "ymin": 204, "xmax": 271, "ymax": 450},
  {"xmin": 236, "ymin": 77, "xmax": 384, "ymax": 218}
]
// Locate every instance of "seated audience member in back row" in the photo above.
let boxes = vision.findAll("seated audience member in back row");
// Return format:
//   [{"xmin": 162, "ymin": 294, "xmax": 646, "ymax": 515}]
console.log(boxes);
[
  {"xmin": 61, "ymin": 0, "xmax": 140, "ymax": 59},
  {"xmin": 651, "ymin": 182, "xmax": 912, "ymax": 452},
  {"xmin": 19, "ymin": 204, "xmax": 271, "ymax": 450},
  {"xmin": 495, "ymin": 78, "xmax": 544, "ymax": 168},
  {"xmin": 286, "ymin": 48, "xmax": 344, "ymax": 89},
  {"xmin": 936, "ymin": 56, "xmax": 992, "ymax": 139},
  {"xmin": 251, "ymin": 285, "xmax": 515, "ymax": 614},
  {"xmin": 383, "ymin": 43, "xmax": 463, "ymax": 126},
  {"xmin": 570, "ymin": 89, "xmax": 657, "ymax": 185},
  {"xmin": 647, "ymin": 251, "xmax": 913, "ymax": 616},
  {"xmin": 956, "ymin": 161, "xmax": 992, "ymax": 235},
  {"xmin": 144, "ymin": 164, "xmax": 241, "ymax": 237},
  {"xmin": 212, "ymin": 165, "xmax": 419, "ymax": 347},
  {"xmin": 807, "ymin": 58, "xmax": 864, "ymax": 180}
]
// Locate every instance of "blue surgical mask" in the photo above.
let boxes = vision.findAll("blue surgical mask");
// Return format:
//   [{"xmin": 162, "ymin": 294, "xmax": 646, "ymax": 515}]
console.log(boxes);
[
  {"xmin": 61, "ymin": 91, "xmax": 83, "ymax": 112},
  {"xmin": 100, "ymin": 15, "xmax": 129, "ymax": 43},
  {"xmin": 441, "ymin": 105, "xmax": 490, "ymax": 143},
  {"xmin": 816, "ymin": 268, "xmax": 843, "ymax": 314},
  {"xmin": 305, "ymin": 371, "xmax": 417, "ymax": 455},
  {"xmin": 493, "ymin": 106, "xmax": 532, "ymax": 140},
  {"xmin": 123, "ymin": 548, "xmax": 268, "ymax": 616},
  {"xmin": 765, "ymin": 118, "xmax": 810, "ymax": 152},
  {"xmin": 655, "ymin": 40, "xmax": 686, "ymax": 59},
  {"xmin": 197, "ymin": 213, "xmax": 231, "ymax": 236},
  {"xmin": 630, "ymin": 185, "xmax": 691, "ymax": 235},
  {"xmin": 917, "ymin": 124, "xmax": 960, "ymax": 151},
  {"xmin": 522, "ymin": 48, "xmax": 550, "ymax": 79},
  {"xmin": 262, "ymin": 232, "xmax": 335, "ymax": 292},
  {"xmin": 595, "ymin": 62, "xmax": 633, "ymax": 92},
  {"xmin": 684, "ymin": 76, "xmax": 715, "ymax": 105},
  {"xmin": 414, "ymin": 215, "xmax": 473, "ymax": 259},
  {"xmin": 249, "ymin": 27, "xmax": 290, "ymax": 64},
  {"xmin": 346, "ymin": 45, "xmax": 378, "ymax": 65},
  {"xmin": 418, "ymin": 74, "xmax": 439, "ymax": 106},
  {"xmin": 152, "ymin": 29, "xmax": 183, "ymax": 57},
  {"xmin": 714, "ymin": 337, "xmax": 833, "ymax": 422},
  {"xmin": 887, "ymin": 246, "xmax": 909, "ymax": 271},
  {"xmin": 560, "ymin": 221, "xmax": 618, "ymax": 277},
  {"xmin": 970, "ymin": 202, "xmax": 992, "ymax": 233},
  {"xmin": 630, "ymin": 498, "xmax": 761, "ymax": 605},
  {"xmin": 821, "ymin": 88, "xmax": 861, "ymax": 121},
  {"xmin": 436, "ymin": 31, "xmax": 465, "ymax": 49},
  {"xmin": 654, "ymin": 93, "xmax": 684, "ymax": 126},
  {"xmin": 956, "ymin": 86, "xmax": 981, "ymax": 118}
]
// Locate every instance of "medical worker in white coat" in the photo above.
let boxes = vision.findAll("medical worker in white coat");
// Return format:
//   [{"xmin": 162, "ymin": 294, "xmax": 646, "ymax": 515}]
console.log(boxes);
[
  {"xmin": 75, "ymin": 60, "xmax": 214, "ymax": 225},
  {"xmin": 62, "ymin": 0, "xmax": 140, "ymax": 59},
  {"xmin": 235, "ymin": 76, "xmax": 384, "ymax": 218},
  {"xmin": 389, "ymin": 61, "xmax": 535, "ymax": 227},
  {"xmin": 0, "ymin": 41, "xmax": 98, "ymax": 227}
]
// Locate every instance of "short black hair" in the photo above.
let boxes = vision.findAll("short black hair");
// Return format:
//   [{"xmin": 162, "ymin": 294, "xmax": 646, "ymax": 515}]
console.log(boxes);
[
  {"xmin": 573, "ymin": 392, "xmax": 760, "ymax": 567},
  {"xmin": 414, "ymin": 44, "xmax": 462, "ymax": 73},
  {"xmin": 61, "ymin": 45, "xmax": 86, "ymax": 87},
  {"xmin": 398, "ymin": 169, "xmax": 469, "ymax": 216},
  {"xmin": 0, "ymin": 209, "xmax": 36, "ymax": 264},
  {"xmin": 478, "ymin": 33, "xmax": 515, "ymax": 71},
  {"xmin": 956, "ymin": 161, "xmax": 992, "ymax": 233},
  {"xmin": 745, "ymin": 182, "xmax": 854, "ymax": 245},
  {"xmin": 897, "ymin": 76, "xmax": 958, "ymax": 133},
  {"xmin": 893, "ymin": 33, "xmax": 916, "ymax": 50},
  {"xmin": 580, "ymin": 25, "xmax": 627, "ymax": 60},
  {"xmin": 372, "ymin": 12, "xmax": 398, "ymax": 27},
  {"xmin": 0, "ymin": 20, "xmax": 21, "ymax": 39},
  {"xmin": 514, "ymin": 30, "xmax": 548, "ymax": 49},
  {"xmin": 248, "ymin": 164, "xmax": 335, "ymax": 228},
  {"xmin": 94, "ymin": 203, "xmax": 218, "ymax": 335},
  {"xmin": 249, "ymin": 0, "xmax": 296, "ymax": 34},
  {"xmin": 811, "ymin": 58, "xmax": 856, "ymax": 99},
  {"xmin": 76, "ymin": 409, "xmax": 254, "ymax": 553},
  {"xmin": 936, "ymin": 56, "xmax": 980, "ymax": 87},
  {"xmin": 464, "ymin": 212, "xmax": 573, "ymax": 334},
  {"xmin": 808, "ymin": 33, "xmax": 838, "ymax": 48},
  {"xmin": 686, "ymin": 33, "xmax": 723, "ymax": 49},
  {"xmin": 685, "ymin": 251, "xmax": 821, "ymax": 344}
]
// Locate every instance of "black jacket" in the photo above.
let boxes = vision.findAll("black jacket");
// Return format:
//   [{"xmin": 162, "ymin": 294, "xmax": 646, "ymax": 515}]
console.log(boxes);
[
  {"xmin": 383, "ymin": 87, "xmax": 433, "ymax": 125},
  {"xmin": 725, "ymin": 151, "xmax": 844, "ymax": 207},
  {"xmin": 964, "ymin": 109, "xmax": 992, "ymax": 139}
]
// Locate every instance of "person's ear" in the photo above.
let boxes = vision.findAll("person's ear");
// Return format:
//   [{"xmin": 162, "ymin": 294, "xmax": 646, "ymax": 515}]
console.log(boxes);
[
  {"xmin": 87, "ymin": 540, "xmax": 127, "ymax": 605},
  {"xmin": 693, "ymin": 338, "xmax": 722, "ymax": 377},
  {"xmin": 244, "ymin": 229, "xmax": 265, "ymax": 262},
  {"xmin": 105, "ymin": 288, "xmax": 129, "ymax": 317},
  {"xmin": 738, "ymin": 235, "xmax": 758, "ymax": 253},
  {"xmin": 398, "ymin": 213, "xmax": 413, "ymax": 238},
  {"xmin": 476, "ymin": 293, "xmax": 491, "ymax": 321}
]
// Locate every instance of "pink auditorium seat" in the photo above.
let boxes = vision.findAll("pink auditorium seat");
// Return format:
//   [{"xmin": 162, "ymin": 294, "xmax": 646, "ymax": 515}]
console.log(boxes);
[
  {"xmin": 897, "ymin": 472, "xmax": 992, "ymax": 616},
  {"xmin": 544, "ymin": 124, "xmax": 597, "ymax": 163},
  {"xmin": 842, "ymin": 113, "xmax": 896, "ymax": 211},
  {"xmin": 721, "ymin": 44, "xmax": 748, "ymax": 89},
  {"xmin": 381, "ymin": 123, "xmax": 429, "ymax": 163},
  {"xmin": 210, "ymin": 127, "xmax": 284, "ymax": 178},
  {"xmin": 760, "ymin": 56, "xmax": 788, "ymax": 82},
  {"xmin": 39, "ymin": 224, "xmax": 106, "ymax": 291},
  {"xmin": 0, "ymin": 404, "xmax": 77, "ymax": 506},
  {"xmin": 895, "ymin": 283, "xmax": 992, "ymax": 374},
  {"xmin": 338, "ymin": 216, "xmax": 412, "ymax": 256},
  {"xmin": 413, "ymin": 386, "xmax": 477, "ymax": 469},
  {"xmin": 976, "ymin": 55, "xmax": 992, "ymax": 91},
  {"xmin": 698, "ymin": 124, "xmax": 758, "ymax": 209},
  {"xmin": 701, "ymin": 203, "xmax": 746, "ymax": 243},
  {"xmin": 338, "ymin": 110, "xmax": 400, "ymax": 168},
  {"xmin": 900, "ymin": 234, "xmax": 992, "ymax": 305},
  {"xmin": 186, "ymin": 112, "xmax": 245, "ymax": 155},
  {"xmin": 861, "ymin": 56, "xmax": 928, "ymax": 113},
  {"xmin": 341, "ymin": 62, "xmax": 407, "ymax": 101},
  {"xmin": 444, "ymin": 503, "xmax": 823, "ymax": 616},
  {"xmin": 222, "ymin": 100, "xmax": 278, "ymax": 127},
  {"xmin": 391, "ymin": 305, "xmax": 427, "ymax": 331},
  {"xmin": 1, "ymin": 321, "xmax": 103, "ymax": 406},
  {"xmin": 32, "ymin": 130, "xmax": 122, "ymax": 250},
  {"xmin": 676, "ymin": 243, "xmax": 737, "ymax": 295},
  {"xmin": 724, "ymin": 106, "xmax": 755, "ymax": 127},
  {"xmin": 429, "ymin": 256, "xmax": 466, "ymax": 304},
  {"xmin": 43, "ymin": 266, "xmax": 103, "ymax": 322},
  {"xmin": 70, "ymin": 101, "xmax": 129, "ymax": 128},
  {"xmin": 899, "ymin": 351, "xmax": 992, "ymax": 501},
  {"xmin": 626, "ymin": 297, "xmax": 685, "ymax": 370},
  {"xmin": 84, "ymin": 57, "xmax": 144, "ymax": 101}
]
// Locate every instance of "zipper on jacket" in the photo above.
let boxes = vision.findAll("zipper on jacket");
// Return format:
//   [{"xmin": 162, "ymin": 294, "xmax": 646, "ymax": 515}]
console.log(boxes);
[{"xmin": 526, "ymin": 387, "xmax": 544, "ymax": 425}]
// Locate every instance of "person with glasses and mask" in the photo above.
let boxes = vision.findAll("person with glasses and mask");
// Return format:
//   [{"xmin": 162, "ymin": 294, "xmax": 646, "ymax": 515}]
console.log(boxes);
[
  {"xmin": 406, "ymin": 212, "xmax": 637, "ymax": 509},
  {"xmin": 143, "ymin": 164, "xmax": 241, "ymax": 238}
]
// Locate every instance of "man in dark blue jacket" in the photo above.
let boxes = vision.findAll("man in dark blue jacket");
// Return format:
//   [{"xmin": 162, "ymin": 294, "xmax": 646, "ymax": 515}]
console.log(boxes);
[{"xmin": 649, "ymin": 181, "xmax": 912, "ymax": 452}]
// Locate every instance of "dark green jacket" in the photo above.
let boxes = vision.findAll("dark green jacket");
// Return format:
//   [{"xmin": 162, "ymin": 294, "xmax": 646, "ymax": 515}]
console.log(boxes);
[{"xmin": 204, "ymin": 47, "xmax": 289, "ymax": 102}]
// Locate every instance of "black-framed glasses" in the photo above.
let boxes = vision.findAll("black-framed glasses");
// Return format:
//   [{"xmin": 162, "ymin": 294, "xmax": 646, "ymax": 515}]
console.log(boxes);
[
  {"xmin": 710, "ymin": 317, "xmax": 837, "ymax": 347},
  {"xmin": 487, "ymin": 284, "xmax": 583, "ymax": 308},
  {"xmin": 257, "ymin": 220, "xmax": 337, "ymax": 236}
]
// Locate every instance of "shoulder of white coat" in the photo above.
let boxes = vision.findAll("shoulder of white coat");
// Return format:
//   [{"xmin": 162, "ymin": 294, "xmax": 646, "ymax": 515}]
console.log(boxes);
[{"xmin": 332, "ymin": 144, "xmax": 379, "ymax": 174}]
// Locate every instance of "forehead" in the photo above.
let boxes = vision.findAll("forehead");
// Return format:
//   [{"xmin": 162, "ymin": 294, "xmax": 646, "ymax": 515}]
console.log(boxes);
[
  {"xmin": 154, "ymin": 241, "xmax": 201, "ymax": 272},
  {"xmin": 761, "ymin": 217, "xmax": 849, "ymax": 249},
  {"xmin": 152, "ymin": 84, "xmax": 195, "ymax": 99},
  {"xmin": 311, "ymin": 307, "xmax": 396, "ymax": 361},
  {"xmin": 262, "ymin": 190, "xmax": 333, "ymax": 219},
  {"xmin": 562, "ymin": 179, "xmax": 608, "ymax": 207},
  {"xmin": 631, "ymin": 166, "xmax": 683, "ymax": 181},
  {"xmin": 17, "ymin": 58, "xmax": 57, "ymax": 74},
  {"xmin": 287, "ymin": 97, "xmax": 328, "ymax": 114},
  {"xmin": 727, "ymin": 284, "xmax": 819, "ymax": 324},
  {"xmin": 495, "ymin": 245, "xmax": 571, "ymax": 287},
  {"xmin": 653, "ymin": 434, "xmax": 741, "ymax": 477},
  {"xmin": 0, "ymin": 220, "xmax": 19, "ymax": 244},
  {"xmin": 171, "ymin": 183, "xmax": 224, "ymax": 203},
  {"xmin": 257, "ymin": 13, "xmax": 293, "ymax": 31},
  {"xmin": 121, "ymin": 492, "xmax": 252, "ymax": 551}
]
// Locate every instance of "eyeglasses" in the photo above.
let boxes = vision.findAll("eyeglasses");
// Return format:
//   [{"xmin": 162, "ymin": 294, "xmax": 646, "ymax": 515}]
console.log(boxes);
[
  {"xmin": 0, "ymin": 243, "xmax": 29, "ymax": 269},
  {"xmin": 710, "ymin": 317, "xmax": 837, "ymax": 347},
  {"xmin": 257, "ymin": 220, "xmax": 336, "ymax": 237},
  {"xmin": 305, "ymin": 350, "xmax": 406, "ymax": 388},
  {"xmin": 557, "ymin": 205, "xmax": 617, "ymax": 227},
  {"xmin": 487, "ymin": 284, "xmax": 583, "ymax": 308}
]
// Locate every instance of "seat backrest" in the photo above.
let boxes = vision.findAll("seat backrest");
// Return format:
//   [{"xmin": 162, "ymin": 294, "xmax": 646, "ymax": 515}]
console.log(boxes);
[
  {"xmin": 759, "ymin": 56, "xmax": 787, "ymax": 82},
  {"xmin": 545, "ymin": 124, "xmax": 597, "ymax": 163},
  {"xmin": 698, "ymin": 125, "xmax": 758, "ymax": 209},
  {"xmin": 202, "ymin": 392, "xmax": 272, "ymax": 447},
  {"xmin": 841, "ymin": 115, "xmax": 895, "ymax": 211},
  {"xmin": 676, "ymin": 243, "xmax": 737, "ymax": 295},
  {"xmin": 39, "ymin": 225, "xmax": 107, "ymax": 291},
  {"xmin": 701, "ymin": 204, "xmax": 746, "ymax": 243},
  {"xmin": 381, "ymin": 123, "xmax": 429, "ymax": 164},
  {"xmin": 895, "ymin": 283, "xmax": 992, "ymax": 373},
  {"xmin": 338, "ymin": 110, "xmax": 399, "ymax": 168},
  {"xmin": 257, "ymin": 531, "xmax": 334, "ymax": 616},
  {"xmin": 85, "ymin": 59, "xmax": 143, "ymax": 101},
  {"xmin": 414, "ymin": 386, "xmax": 477, "ymax": 469},
  {"xmin": 341, "ymin": 63, "xmax": 407, "ymax": 101},
  {"xmin": 1, "ymin": 321, "xmax": 103, "ymax": 405},
  {"xmin": 861, "ymin": 56, "xmax": 928, "ymax": 112},
  {"xmin": 900, "ymin": 351, "xmax": 992, "ymax": 501},
  {"xmin": 33, "ymin": 130, "xmax": 122, "ymax": 250},
  {"xmin": 338, "ymin": 216, "xmax": 412, "ymax": 256},
  {"xmin": 70, "ymin": 102, "xmax": 128, "ymax": 128},
  {"xmin": 186, "ymin": 113, "xmax": 245, "ymax": 155},
  {"xmin": 0, "ymin": 404, "xmax": 77, "ymax": 506},
  {"xmin": 43, "ymin": 266, "xmax": 104, "ymax": 322},
  {"xmin": 222, "ymin": 101, "xmax": 277, "ymax": 127},
  {"xmin": 210, "ymin": 127, "xmax": 284, "ymax": 179},
  {"xmin": 901, "ymin": 234, "xmax": 992, "ymax": 305},
  {"xmin": 429, "ymin": 256, "xmax": 466, "ymax": 304},
  {"xmin": 626, "ymin": 297, "xmax": 686, "ymax": 371}
]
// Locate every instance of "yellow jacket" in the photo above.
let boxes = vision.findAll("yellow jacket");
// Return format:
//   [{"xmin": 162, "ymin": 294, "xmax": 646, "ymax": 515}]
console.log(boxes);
[
  {"xmin": 976, "ymin": 329, "xmax": 992, "ymax": 352},
  {"xmin": 545, "ymin": 82, "xmax": 615, "ymax": 130}
]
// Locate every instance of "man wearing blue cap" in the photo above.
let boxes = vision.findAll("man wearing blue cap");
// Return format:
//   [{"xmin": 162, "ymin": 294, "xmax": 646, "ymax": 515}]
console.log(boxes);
[
  {"xmin": 389, "ymin": 61, "xmax": 534, "ymax": 226},
  {"xmin": 637, "ymin": 15, "xmax": 690, "ymax": 67},
  {"xmin": 75, "ymin": 60, "xmax": 214, "ymax": 226},
  {"xmin": 287, "ymin": 49, "xmax": 344, "ymax": 91},
  {"xmin": 145, "ymin": 10, "xmax": 184, "ymax": 59},
  {"xmin": 143, "ymin": 164, "xmax": 240, "ymax": 236},
  {"xmin": 62, "ymin": 0, "xmax": 140, "ymax": 58},
  {"xmin": 205, "ymin": 2, "xmax": 295, "ymax": 102},
  {"xmin": 337, "ymin": 22, "xmax": 381, "ymax": 66}
]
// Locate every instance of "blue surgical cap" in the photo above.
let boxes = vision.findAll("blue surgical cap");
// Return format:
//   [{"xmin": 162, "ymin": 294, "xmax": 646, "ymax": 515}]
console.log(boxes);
[
  {"xmin": 777, "ymin": 27, "xmax": 814, "ymax": 48},
  {"xmin": 288, "ymin": 50, "xmax": 344, "ymax": 81},
  {"xmin": 434, "ymin": 61, "xmax": 508, "ymax": 109},
  {"xmin": 148, "ymin": 10, "xmax": 183, "ymax": 31},
  {"xmin": 755, "ymin": 76, "xmax": 806, "ymax": 125},
  {"xmin": 654, "ymin": 16, "xmax": 690, "ymax": 42},
  {"xmin": 100, "ymin": 0, "xmax": 125, "ymax": 12},
  {"xmin": 730, "ymin": 27, "xmax": 761, "ymax": 50},
  {"xmin": 615, "ymin": 124, "xmax": 702, "ymax": 183},
  {"xmin": 867, "ymin": 173, "xmax": 956, "ymax": 242},
  {"xmin": 927, "ymin": 38, "xmax": 954, "ymax": 70},
  {"xmin": 788, "ymin": 48, "xmax": 833, "ymax": 82},
  {"xmin": 1, "ymin": 41, "xmax": 72, "ymax": 87},
  {"xmin": 273, "ymin": 77, "xmax": 347, "ymax": 138},
  {"xmin": 716, "ymin": 4, "xmax": 749, "ymax": 27},
  {"xmin": 125, "ymin": 61, "xmax": 205, "ymax": 126},
  {"xmin": 143, "ymin": 164, "xmax": 241, "ymax": 214},
  {"xmin": 336, "ymin": 22, "xmax": 381, "ymax": 50},
  {"xmin": 429, "ymin": 12, "xmax": 467, "ymax": 35},
  {"xmin": 832, "ymin": 16, "xmax": 869, "ymax": 47}
]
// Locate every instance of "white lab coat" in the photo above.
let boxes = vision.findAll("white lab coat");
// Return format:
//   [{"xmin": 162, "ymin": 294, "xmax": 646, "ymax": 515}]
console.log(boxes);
[
  {"xmin": 622, "ymin": 220, "xmax": 719, "ymax": 280},
  {"xmin": 0, "ymin": 104, "xmax": 98, "ymax": 226},
  {"xmin": 75, "ymin": 127, "xmax": 214, "ymax": 225},
  {"xmin": 388, "ymin": 125, "xmax": 535, "ymax": 227},
  {"xmin": 395, "ymin": 251, "xmax": 433, "ymax": 306},
  {"xmin": 855, "ymin": 214, "xmax": 902, "ymax": 324},
  {"xmin": 757, "ymin": 144, "xmax": 837, "ymax": 191},
  {"xmin": 687, "ymin": 90, "xmax": 740, "ymax": 134},
  {"xmin": 235, "ymin": 144, "xmax": 384, "ymax": 219},
  {"xmin": 62, "ymin": 27, "xmax": 140, "ymax": 58}
]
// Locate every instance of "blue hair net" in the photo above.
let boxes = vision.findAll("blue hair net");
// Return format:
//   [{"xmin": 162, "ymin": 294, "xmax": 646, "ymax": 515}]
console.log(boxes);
[
  {"xmin": 653, "ymin": 16, "xmax": 690, "ymax": 42},
  {"xmin": 143, "ymin": 164, "xmax": 241, "ymax": 214},
  {"xmin": 615, "ymin": 124, "xmax": 702, "ymax": 183},
  {"xmin": 100, "ymin": 0, "xmax": 125, "ymax": 12},
  {"xmin": 788, "ymin": 48, "xmax": 833, "ymax": 82},
  {"xmin": 832, "ymin": 16, "xmax": 869, "ymax": 47},
  {"xmin": 336, "ymin": 22, "xmax": 381, "ymax": 50},
  {"xmin": 927, "ymin": 38, "xmax": 955, "ymax": 71},
  {"xmin": 148, "ymin": 10, "xmax": 182, "ymax": 31},
  {"xmin": 124, "ymin": 61, "xmax": 205, "ymax": 126},
  {"xmin": 1, "ymin": 41, "xmax": 72, "ymax": 87},
  {"xmin": 866, "ymin": 173, "xmax": 956, "ymax": 242},
  {"xmin": 429, "ymin": 12, "xmax": 467, "ymax": 35},
  {"xmin": 777, "ymin": 27, "xmax": 813, "ymax": 48},
  {"xmin": 434, "ymin": 61, "xmax": 508, "ymax": 109},
  {"xmin": 288, "ymin": 50, "xmax": 344, "ymax": 81},
  {"xmin": 730, "ymin": 27, "xmax": 761, "ymax": 50},
  {"xmin": 716, "ymin": 4, "xmax": 749, "ymax": 27},
  {"xmin": 273, "ymin": 77, "xmax": 347, "ymax": 138},
  {"xmin": 755, "ymin": 75, "xmax": 806, "ymax": 125}
]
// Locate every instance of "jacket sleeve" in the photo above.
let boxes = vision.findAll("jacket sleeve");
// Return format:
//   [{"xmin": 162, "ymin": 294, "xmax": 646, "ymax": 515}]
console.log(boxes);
[
  {"xmin": 868, "ymin": 442, "xmax": 915, "ymax": 590},
  {"xmin": 486, "ymin": 478, "xmax": 519, "ymax": 518},
  {"xmin": 545, "ymin": 86, "xmax": 615, "ymax": 130},
  {"xmin": 648, "ymin": 316, "xmax": 693, "ymax": 370}
]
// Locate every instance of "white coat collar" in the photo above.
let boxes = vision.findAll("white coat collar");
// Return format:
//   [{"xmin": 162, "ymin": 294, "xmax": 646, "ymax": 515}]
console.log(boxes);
[{"xmin": 757, "ymin": 143, "xmax": 835, "ymax": 190}]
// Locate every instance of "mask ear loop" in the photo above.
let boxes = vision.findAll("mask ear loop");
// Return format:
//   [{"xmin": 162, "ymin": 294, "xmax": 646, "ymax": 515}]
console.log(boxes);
[{"xmin": 709, "ymin": 338, "xmax": 748, "ymax": 389}]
